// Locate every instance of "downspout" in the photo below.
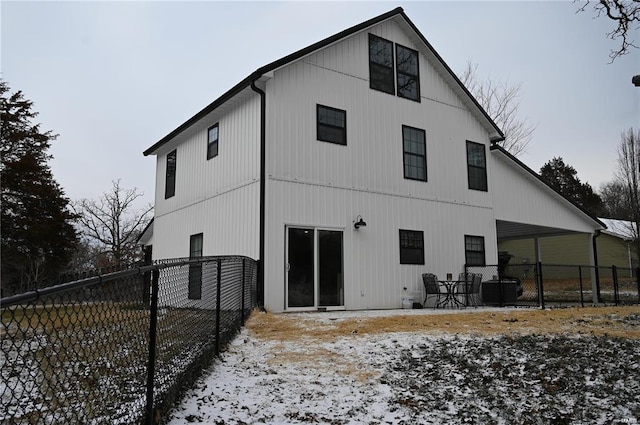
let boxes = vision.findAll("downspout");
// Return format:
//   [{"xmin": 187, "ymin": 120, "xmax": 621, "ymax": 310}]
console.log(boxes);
[
  {"xmin": 251, "ymin": 79, "xmax": 266, "ymax": 308},
  {"xmin": 592, "ymin": 230, "xmax": 601, "ymax": 303}
]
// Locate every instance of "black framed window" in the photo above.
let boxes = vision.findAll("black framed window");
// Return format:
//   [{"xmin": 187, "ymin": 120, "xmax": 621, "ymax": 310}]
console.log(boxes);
[
  {"xmin": 465, "ymin": 235, "xmax": 485, "ymax": 266},
  {"xmin": 396, "ymin": 44, "xmax": 420, "ymax": 101},
  {"xmin": 165, "ymin": 149, "xmax": 176, "ymax": 199},
  {"xmin": 188, "ymin": 233, "xmax": 203, "ymax": 300},
  {"xmin": 402, "ymin": 125, "xmax": 427, "ymax": 181},
  {"xmin": 317, "ymin": 105, "xmax": 347, "ymax": 145},
  {"xmin": 207, "ymin": 123, "xmax": 219, "ymax": 159},
  {"xmin": 399, "ymin": 229, "xmax": 424, "ymax": 265},
  {"xmin": 369, "ymin": 34, "xmax": 395, "ymax": 95},
  {"xmin": 466, "ymin": 141, "xmax": 487, "ymax": 191}
]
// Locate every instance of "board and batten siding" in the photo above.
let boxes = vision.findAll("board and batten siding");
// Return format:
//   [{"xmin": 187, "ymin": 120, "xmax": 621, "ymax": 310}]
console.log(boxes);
[
  {"xmin": 263, "ymin": 181, "xmax": 498, "ymax": 311},
  {"xmin": 152, "ymin": 91, "xmax": 261, "ymax": 260},
  {"xmin": 490, "ymin": 152, "xmax": 598, "ymax": 234},
  {"xmin": 262, "ymin": 20, "xmax": 498, "ymax": 311}
]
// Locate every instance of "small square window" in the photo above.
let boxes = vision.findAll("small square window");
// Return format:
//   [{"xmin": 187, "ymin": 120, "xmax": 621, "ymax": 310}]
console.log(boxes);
[
  {"xmin": 317, "ymin": 104, "xmax": 347, "ymax": 145},
  {"xmin": 399, "ymin": 229, "xmax": 424, "ymax": 265},
  {"xmin": 465, "ymin": 235, "xmax": 485, "ymax": 266},
  {"xmin": 165, "ymin": 149, "xmax": 176, "ymax": 199},
  {"xmin": 467, "ymin": 141, "xmax": 487, "ymax": 191},
  {"xmin": 207, "ymin": 124, "xmax": 219, "ymax": 160}
]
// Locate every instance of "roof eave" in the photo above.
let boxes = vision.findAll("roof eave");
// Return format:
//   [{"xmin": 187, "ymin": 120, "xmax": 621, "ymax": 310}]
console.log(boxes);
[{"xmin": 143, "ymin": 7, "xmax": 405, "ymax": 157}]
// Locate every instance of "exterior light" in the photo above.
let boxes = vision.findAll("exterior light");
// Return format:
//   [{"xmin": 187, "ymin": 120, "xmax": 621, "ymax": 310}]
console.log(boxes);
[
  {"xmin": 633, "ymin": 75, "xmax": 640, "ymax": 87},
  {"xmin": 354, "ymin": 215, "xmax": 367, "ymax": 230}
]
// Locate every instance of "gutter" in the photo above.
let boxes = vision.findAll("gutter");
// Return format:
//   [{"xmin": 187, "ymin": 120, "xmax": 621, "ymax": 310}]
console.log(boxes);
[
  {"xmin": 592, "ymin": 230, "xmax": 601, "ymax": 303},
  {"xmin": 250, "ymin": 79, "xmax": 266, "ymax": 308}
]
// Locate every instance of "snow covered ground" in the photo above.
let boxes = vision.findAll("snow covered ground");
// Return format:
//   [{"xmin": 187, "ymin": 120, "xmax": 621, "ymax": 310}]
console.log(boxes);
[{"xmin": 167, "ymin": 308, "xmax": 640, "ymax": 424}]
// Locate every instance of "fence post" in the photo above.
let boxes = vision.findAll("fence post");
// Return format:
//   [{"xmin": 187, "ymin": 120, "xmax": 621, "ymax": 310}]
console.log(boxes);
[
  {"xmin": 145, "ymin": 269, "xmax": 160, "ymax": 425},
  {"xmin": 216, "ymin": 258, "xmax": 222, "ymax": 356},
  {"xmin": 241, "ymin": 258, "xmax": 246, "ymax": 326},
  {"xmin": 537, "ymin": 262, "xmax": 545, "ymax": 309},
  {"xmin": 612, "ymin": 265, "xmax": 619, "ymax": 306},
  {"xmin": 578, "ymin": 266, "xmax": 584, "ymax": 308}
]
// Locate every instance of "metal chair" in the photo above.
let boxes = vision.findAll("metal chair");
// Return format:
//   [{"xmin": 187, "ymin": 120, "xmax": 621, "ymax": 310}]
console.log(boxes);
[
  {"xmin": 456, "ymin": 272, "xmax": 474, "ymax": 307},
  {"xmin": 422, "ymin": 273, "xmax": 442, "ymax": 308},
  {"xmin": 467, "ymin": 273, "xmax": 482, "ymax": 307}
]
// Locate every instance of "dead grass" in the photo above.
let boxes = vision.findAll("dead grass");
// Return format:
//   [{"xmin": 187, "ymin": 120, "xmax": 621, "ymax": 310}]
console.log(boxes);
[{"xmin": 247, "ymin": 306, "xmax": 640, "ymax": 342}]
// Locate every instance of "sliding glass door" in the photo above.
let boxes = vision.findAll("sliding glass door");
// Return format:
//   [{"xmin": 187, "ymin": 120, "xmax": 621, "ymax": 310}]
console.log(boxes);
[{"xmin": 286, "ymin": 227, "xmax": 344, "ymax": 309}]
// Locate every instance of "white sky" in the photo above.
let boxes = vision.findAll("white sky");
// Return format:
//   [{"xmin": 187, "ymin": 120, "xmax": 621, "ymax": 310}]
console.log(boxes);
[{"xmin": 2, "ymin": 1, "xmax": 638, "ymax": 206}]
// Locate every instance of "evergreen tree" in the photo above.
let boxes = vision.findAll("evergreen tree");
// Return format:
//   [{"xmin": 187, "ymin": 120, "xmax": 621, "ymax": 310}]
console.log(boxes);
[
  {"xmin": 1, "ymin": 81, "xmax": 78, "ymax": 295},
  {"xmin": 540, "ymin": 157, "xmax": 604, "ymax": 217}
]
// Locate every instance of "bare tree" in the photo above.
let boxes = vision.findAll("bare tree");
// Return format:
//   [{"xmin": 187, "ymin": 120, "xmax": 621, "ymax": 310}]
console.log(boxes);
[
  {"xmin": 610, "ymin": 128, "xmax": 640, "ymax": 261},
  {"xmin": 577, "ymin": 0, "xmax": 640, "ymax": 61},
  {"xmin": 460, "ymin": 62, "xmax": 537, "ymax": 157},
  {"xmin": 74, "ymin": 180, "xmax": 153, "ymax": 268},
  {"xmin": 600, "ymin": 180, "xmax": 633, "ymax": 219}
]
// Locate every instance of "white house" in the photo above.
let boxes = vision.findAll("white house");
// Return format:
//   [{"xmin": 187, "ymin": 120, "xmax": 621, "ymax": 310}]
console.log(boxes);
[{"xmin": 142, "ymin": 8, "xmax": 605, "ymax": 312}]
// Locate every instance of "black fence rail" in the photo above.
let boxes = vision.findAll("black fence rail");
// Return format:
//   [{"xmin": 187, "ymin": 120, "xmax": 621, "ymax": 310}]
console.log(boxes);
[
  {"xmin": 466, "ymin": 263, "xmax": 640, "ymax": 307},
  {"xmin": 0, "ymin": 256, "xmax": 257, "ymax": 425}
]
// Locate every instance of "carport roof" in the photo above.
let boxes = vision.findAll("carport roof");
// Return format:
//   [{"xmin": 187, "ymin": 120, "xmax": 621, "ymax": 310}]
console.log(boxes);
[{"xmin": 491, "ymin": 145, "xmax": 606, "ymax": 240}]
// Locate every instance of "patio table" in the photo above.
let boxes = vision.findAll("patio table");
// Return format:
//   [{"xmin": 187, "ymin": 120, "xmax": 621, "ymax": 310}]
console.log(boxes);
[{"xmin": 437, "ymin": 280, "xmax": 466, "ymax": 308}]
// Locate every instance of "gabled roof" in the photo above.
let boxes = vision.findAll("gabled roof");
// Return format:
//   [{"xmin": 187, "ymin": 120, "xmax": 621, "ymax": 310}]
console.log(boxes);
[
  {"xmin": 144, "ymin": 7, "xmax": 504, "ymax": 156},
  {"xmin": 490, "ymin": 144, "xmax": 606, "ymax": 230}
]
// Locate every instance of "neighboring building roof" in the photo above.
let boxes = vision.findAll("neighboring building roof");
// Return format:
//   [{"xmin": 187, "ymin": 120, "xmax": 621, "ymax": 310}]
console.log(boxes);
[
  {"xmin": 143, "ymin": 7, "xmax": 504, "ymax": 156},
  {"xmin": 599, "ymin": 218, "xmax": 637, "ymax": 240},
  {"xmin": 490, "ymin": 144, "xmax": 606, "ymax": 230}
]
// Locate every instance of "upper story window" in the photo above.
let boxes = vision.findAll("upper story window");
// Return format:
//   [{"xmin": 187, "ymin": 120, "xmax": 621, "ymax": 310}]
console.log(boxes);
[
  {"xmin": 369, "ymin": 34, "xmax": 395, "ymax": 95},
  {"xmin": 466, "ymin": 141, "xmax": 487, "ymax": 191},
  {"xmin": 369, "ymin": 34, "xmax": 420, "ymax": 101},
  {"xmin": 396, "ymin": 44, "xmax": 420, "ymax": 101},
  {"xmin": 465, "ymin": 235, "xmax": 485, "ymax": 266},
  {"xmin": 402, "ymin": 125, "xmax": 427, "ymax": 181},
  {"xmin": 317, "ymin": 104, "xmax": 347, "ymax": 145},
  {"xmin": 165, "ymin": 149, "xmax": 176, "ymax": 199},
  {"xmin": 399, "ymin": 229, "xmax": 425, "ymax": 265},
  {"xmin": 207, "ymin": 124, "xmax": 219, "ymax": 160}
]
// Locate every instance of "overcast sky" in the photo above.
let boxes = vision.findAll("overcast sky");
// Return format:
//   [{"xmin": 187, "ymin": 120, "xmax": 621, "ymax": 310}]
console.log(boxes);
[{"xmin": 2, "ymin": 1, "xmax": 638, "ymax": 207}]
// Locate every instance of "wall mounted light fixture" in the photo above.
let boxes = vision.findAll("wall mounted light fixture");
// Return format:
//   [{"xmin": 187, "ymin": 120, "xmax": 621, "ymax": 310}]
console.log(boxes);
[{"xmin": 354, "ymin": 215, "xmax": 367, "ymax": 230}]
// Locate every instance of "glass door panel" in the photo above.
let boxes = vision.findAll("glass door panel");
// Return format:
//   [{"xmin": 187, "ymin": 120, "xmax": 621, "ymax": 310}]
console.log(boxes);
[
  {"xmin": 319, "ymin": 230, "xmax": 344, "ymax": 306},
  {"xmin": 287, "ymin": 228, "xmax": 314, "ymax": 307}
]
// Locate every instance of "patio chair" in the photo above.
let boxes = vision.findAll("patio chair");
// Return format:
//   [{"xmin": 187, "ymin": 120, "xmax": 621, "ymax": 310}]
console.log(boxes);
[
  {"xmin": 455, "ymin": 272, "xmax": 474, "ymax": 307},
  {"xmin": 422, "ymin": 273, "xmax": 442, "ymax": 308},
  {"xmin": 467, "ymin": 273, "xmax": 482, "ymax": 307}
]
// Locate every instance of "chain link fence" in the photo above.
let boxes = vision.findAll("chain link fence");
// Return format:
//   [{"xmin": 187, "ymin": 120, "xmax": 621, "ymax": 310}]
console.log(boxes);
[
  {"xmin": 0, "ymin": 256, "xmax": 257, "ymax": 425},
  {"xmin": 466, "ymin": 263, "xmax": 640, "ymax": 307}
]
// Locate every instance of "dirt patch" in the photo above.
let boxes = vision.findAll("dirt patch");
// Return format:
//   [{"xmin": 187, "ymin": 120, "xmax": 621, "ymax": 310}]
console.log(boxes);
[{"xmin": 247, "ymin": 306, "xmax": 640, "ymax": 341}]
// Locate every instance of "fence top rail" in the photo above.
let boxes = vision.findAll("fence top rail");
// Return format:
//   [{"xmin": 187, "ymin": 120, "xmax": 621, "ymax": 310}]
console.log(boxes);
[{"xmin": 1, "ymin": 255, "xmax": 257, "ymax": 308}]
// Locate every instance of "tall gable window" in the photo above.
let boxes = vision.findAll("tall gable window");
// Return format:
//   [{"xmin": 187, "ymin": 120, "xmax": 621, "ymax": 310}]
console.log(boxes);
[
  {"xmin": 368, "ymin": 34, "xmax": 420, "ymax": 101},
  {"xmin": 396, "ymin": 44, "xmax": 420, "ymax": 101},
  {"xmin": 165, "ymin": 149, "xmax": 176, "ymax": 199},
  {"xmin": 369, "ymin": 34, "xmax": 395, "ymax": 95},
  {"xmin": 188, "ymin": 233, "xmax": 203, "ymax": 300},
  {"xmin": 207, "ymin": 124, "xmax": 219, "ymax": 159},
  {"xmin": 399, "ymin": 229, "xmax": 424, "ymax": 265},
  {"xmin": 317, "ymin": 104, "xmax": 347, "ymax": 145},
  {"xmin": 466, "ymin": 141, "xmax": 487, "ymax": 191},
  {"xmin": 402, "ymin": 125, "xmax": 427, "ymax": 181},
  {"xmin": 465, "ymin": 235, "xmax": 485, "ymax": 266}
]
